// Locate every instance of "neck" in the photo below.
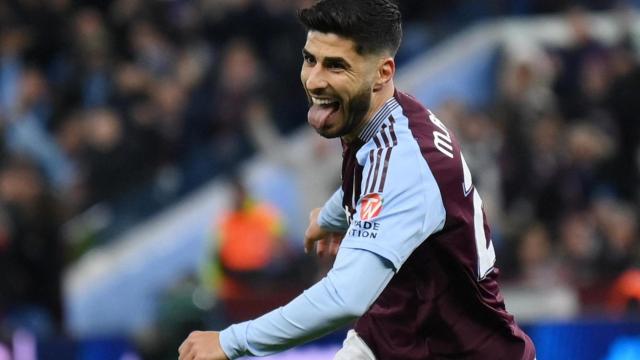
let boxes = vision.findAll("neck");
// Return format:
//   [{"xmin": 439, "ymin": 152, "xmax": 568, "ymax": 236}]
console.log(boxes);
[{"xmin": 343, "ymin": 81, "xmax": 395, "ymax": 143}]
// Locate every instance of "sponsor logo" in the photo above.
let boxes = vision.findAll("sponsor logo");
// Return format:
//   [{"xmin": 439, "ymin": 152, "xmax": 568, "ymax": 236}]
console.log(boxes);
[
  {"xmin": 360, "ymin": 193, "xmax": 383, "ymax": 220},
  {"xmin": 349, "ymin": 220, "xmax": 380, "ymax": 239}
]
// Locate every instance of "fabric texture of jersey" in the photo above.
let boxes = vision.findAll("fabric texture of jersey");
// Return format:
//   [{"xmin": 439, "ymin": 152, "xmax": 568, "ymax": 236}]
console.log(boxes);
[{"xmin": 335, "ymin": 91, "xmax": 536, "ymax": 360}]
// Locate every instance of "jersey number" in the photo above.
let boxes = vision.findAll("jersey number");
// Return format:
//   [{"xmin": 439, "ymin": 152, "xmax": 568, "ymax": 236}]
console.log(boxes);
[{"xmin": 461, "ymin": 153, "xmax": 496, "ymax": 280}]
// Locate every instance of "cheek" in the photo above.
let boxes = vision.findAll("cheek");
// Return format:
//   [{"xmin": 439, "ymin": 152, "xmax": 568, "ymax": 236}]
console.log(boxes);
[
  {"xmin": 300, "ymin": 68, "xmax": 309, "ymax": 87},
  {"xmin": 343, "ymin": 82, "xmax": 369, "ymax": 103}
]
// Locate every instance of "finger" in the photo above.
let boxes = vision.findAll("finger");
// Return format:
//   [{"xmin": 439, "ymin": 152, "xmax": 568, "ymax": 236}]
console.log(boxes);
[
  {"xmin": 304, "ymin": 231, "xmax": 317, "ymax": 254},
  {"xmin": 178, "ymin": 332, "xmax": 195, "ymax": 357},
  {"xmin": 304, "ymin": 235, "xmax": 314, "ymax": 254},
  {"xmin": 329, "ymin": 237, "xmax": 340, "ymax": 256},
  {"xmin": 178, "ymin": 345, "xmax": 188, "ymax": 360},
  {"xmin": 316, "ymin": 238, "xmax": 328, "ymax": 256},
  {"xmin": 183, "ymin": 348, "xmax": 194, "ymax": 360},
  {"xmin": 331, "ymin": 232, "xmax": 345, "ymax": 255},
  {"xmin": 178, "ymin": 338, "xmax": 187, "ymax": 355}
]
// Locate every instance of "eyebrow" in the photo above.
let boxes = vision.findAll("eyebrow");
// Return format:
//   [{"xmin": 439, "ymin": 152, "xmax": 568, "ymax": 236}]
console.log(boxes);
[{"xmin": 302, "ymin": 48, "xmax": 352, "ymax": 70}]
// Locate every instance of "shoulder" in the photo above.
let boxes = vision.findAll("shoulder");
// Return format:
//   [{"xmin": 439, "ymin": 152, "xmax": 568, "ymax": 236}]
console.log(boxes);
[
  {"xmin": 356, "ymin": 103, "xmax": 414, "ymax": 164},
  {"xmin": 394, "ymin": 91, "xmax": 465, "ymax": 185}
]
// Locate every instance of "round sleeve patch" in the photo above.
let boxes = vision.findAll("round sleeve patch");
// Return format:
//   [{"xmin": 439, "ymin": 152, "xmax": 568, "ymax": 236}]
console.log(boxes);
[{"xmin": 360, "ymin": 193, "xmax": 383, "ymax": 220}]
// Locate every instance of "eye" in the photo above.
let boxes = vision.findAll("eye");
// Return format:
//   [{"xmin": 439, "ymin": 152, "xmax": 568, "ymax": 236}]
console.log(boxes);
[{"xmin": 303, "ymin": 53, "xmax": 316, "ymax": 65}]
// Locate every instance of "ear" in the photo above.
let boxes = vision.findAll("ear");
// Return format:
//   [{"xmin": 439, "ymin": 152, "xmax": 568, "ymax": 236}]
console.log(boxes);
[{"xmin": 373, "ymin": 57, "xmax": 395, "ymax": 92}]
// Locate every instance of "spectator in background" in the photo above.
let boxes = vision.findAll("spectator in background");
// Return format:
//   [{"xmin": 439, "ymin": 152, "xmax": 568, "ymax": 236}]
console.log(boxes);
[
  {"xmin": 550, "ymin": 6, "xmax": 610, "ymax": 120},
  {"xmin": 526, "ymin": 114, "xmax": 564, "ymax": 225},
  {"xmin": 128, "ymin": 19, "xmax": 175, "ymax": 78},
  {"xmin": 494, "ymin": 47, "xmax": 557, "ymax": 230},
  {"xmin": 558, "ymin": 124, "xmax": 615, "ymax": 211},
  {"xmin": 558, "ymin": 211, "xmax": 602, "ymax": 287},
  {"xmin": 208, "ymin": 39, "xmax": 260, "ymax": 160},
  {"xmin": 0, "ymin": 156, "xmax": 63, "ymax": 339},
  {"xmin": 607, "ymin": 39, "xmax": 640, "ymax": 200},
  {"xmin": 515, "ymin": 223, "xmax": 566, "ymax": 288},
  {"xmin": 82, "ymin": 108, "xmax": 145, "ymax": 205},
  {"xmin": 72, "ymin": 8, "xmax": 113, "ymax": 108},
  {"xmin": 204, "ymin": 176, "xmax": 305, "ymax": 324},
  {"xmin": 594, "ymin": 199, "xmax": 639, "ymax": 280},
  {"xmin": 2, "ymin": 66, "xmax": 77, "ymax": 193},
  {"xmin": 0, "ymin": 22, "xmax": 27, "ymax": 115},
  {"xmin": 609, "ymin": 269, "xmax": 640, "ymax": 316},
  {"xmin": 135, "ymin": 76, "xmax": 188, "ymax": 168},
  {"xmin": 182, "ymin": 38, "xmax": 266, "ymax": 189}
]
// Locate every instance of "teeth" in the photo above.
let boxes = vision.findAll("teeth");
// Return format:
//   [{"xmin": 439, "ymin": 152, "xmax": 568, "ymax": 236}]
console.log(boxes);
[{"xmin": 312, "ymin": 97, "xmax": 337, "ymax": 105}]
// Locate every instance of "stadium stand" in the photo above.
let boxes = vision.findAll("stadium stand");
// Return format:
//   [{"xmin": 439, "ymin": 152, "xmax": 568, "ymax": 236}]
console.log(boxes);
[{"xmin": 1, "ymin": 1, "xmax": 640, "ymax": 359}]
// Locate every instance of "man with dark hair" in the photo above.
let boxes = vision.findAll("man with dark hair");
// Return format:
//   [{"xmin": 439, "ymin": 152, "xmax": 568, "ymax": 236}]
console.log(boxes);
[{"xmin": 179, "ymin": 0, "xmax": 536, "ymax": 359}]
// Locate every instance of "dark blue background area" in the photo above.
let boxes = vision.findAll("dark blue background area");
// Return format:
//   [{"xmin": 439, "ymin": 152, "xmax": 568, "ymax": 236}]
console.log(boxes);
[
  {"xmin": 2, "ymin": 321, "xmax": 639, "ymax": 359},
  {"xmin": 525, "ymin": 319, "xmax": 640, "ymax": 360}
]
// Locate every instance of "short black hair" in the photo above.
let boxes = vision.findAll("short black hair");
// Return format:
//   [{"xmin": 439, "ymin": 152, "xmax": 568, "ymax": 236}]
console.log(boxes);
[{"xmin": 298, "ymin": 0, "xmax": 402, "ymax": 56}]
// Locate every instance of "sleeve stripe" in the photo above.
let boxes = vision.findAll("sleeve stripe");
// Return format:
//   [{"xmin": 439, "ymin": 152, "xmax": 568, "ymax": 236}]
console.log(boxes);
[
  {"xmin": 364, "ymin": 116, "xmax": 400, "ymax": 195},
  {"xmin": 369, "ymin": 146, "xmax": 385, "ymax": 193},
  {"xmin": 389, "ymin": 115, "xmax": 398, "ymax": 146},
  {"xmin": 373, "ymin": 134, "xmax": 382, "ymax": 148},
  {"xmin": 378, "ymin": 146, "xmax": 393, "ymax": 193},
  {"xmin": 376, "ymin": 117, "xmax": 398, "ymax": 193},
  {"xmin": 367, "ymin": 136, "xmax": 383, "ymax": 193},
  {"xmin": 364, "ymin": 149, "xmax": 375, "ymax": 194},
  {"xmin": 380, "ymin": 125, "xmax": 391, "ymax": 147}
]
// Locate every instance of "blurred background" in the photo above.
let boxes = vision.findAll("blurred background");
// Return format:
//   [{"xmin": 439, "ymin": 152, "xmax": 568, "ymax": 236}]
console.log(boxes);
[{"xmin": 1, "ymin": 0, "xmax": 640, "ymax": 359}]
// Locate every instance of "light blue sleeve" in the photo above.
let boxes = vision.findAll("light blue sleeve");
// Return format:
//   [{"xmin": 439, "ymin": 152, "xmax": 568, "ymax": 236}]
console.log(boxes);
[
  {"xmin": 317, "ymin": 188, "xmax": 349, "ymax": 231},
  {"xmin": 341, "ymin": 141, "xmax": 446, "ymax": 270},
  {"xmin": 218, "ymin": 247, "xmax": 394, "ymax": 358}
]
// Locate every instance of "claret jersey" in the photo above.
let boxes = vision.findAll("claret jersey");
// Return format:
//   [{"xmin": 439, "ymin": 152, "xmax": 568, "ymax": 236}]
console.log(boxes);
[{"xmin": 337, "ymin": 91, "xmax": 536, "ymax": 360}]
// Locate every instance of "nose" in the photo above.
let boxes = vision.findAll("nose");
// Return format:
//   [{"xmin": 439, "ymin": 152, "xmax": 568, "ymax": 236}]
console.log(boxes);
[{"xmin": 304, "ymin": 65, "xmax": 328, "ymax": 93}]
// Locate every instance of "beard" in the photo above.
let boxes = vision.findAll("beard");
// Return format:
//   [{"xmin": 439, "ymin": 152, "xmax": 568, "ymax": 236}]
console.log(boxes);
[{"xmin": 314, "ymin": 84, "xmax": 372, "ymax": 139}]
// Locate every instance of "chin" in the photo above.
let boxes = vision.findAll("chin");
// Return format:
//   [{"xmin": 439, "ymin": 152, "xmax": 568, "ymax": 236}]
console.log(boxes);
[
  {"xmin": 315, "ymin": 127, "xmax": 342, "ymax": 139},
  {"xmin": 317, "ymin": 117, "xmax": 348, "ymax": 139}
]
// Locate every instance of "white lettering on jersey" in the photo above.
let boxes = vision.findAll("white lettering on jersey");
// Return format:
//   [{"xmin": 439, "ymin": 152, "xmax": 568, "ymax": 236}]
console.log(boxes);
[
  {"xmin": 428, "ymin": 111, "xmax": 454, "ymax": 159},
  {"xmin": 461, "ymin": 153, "xmax": 473, "ymax": 197},
  {"xmin": 473, "ymin": 189, "xmax": 496, "ymax": 280},
  {"xmin": 440, "ymin": 130, "xmax": 493, "ymax": 279}
]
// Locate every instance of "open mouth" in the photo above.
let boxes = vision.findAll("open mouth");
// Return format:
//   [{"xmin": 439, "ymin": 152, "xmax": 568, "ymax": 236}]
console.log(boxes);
[
  {"xmin": 308, "ymin": 97, "xmax": 341, "ymax": 130},
  {"xmin": 312, "ymin": 97, "xmax": 341, "ymax": 116},
  {"xmin": 312, "ymin": 97, "xmax": 340, "ymax": 108}
]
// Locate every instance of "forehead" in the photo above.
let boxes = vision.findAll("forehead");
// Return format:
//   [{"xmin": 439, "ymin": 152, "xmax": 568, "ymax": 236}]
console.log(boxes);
[{"xmin": 304, "ymin": 31, "xmax": 362, "ymax": 61}]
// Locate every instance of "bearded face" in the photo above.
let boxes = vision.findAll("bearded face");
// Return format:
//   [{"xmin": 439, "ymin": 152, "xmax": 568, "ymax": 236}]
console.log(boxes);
[{"xmin": 301, "ymin": 31, "xmax": 378, "ymax": 139}]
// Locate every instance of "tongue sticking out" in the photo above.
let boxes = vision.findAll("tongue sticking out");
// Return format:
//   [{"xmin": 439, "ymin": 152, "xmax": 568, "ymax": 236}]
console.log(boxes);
[{"xmin": 308, "ymin": 103, "xmax": 338, "ymax": 130}]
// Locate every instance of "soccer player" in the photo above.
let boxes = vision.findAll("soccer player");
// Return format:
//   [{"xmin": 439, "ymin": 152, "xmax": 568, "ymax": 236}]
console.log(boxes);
[{"xmin": 178, "ymin": 0, "xmax": 537, "ymax": 359}]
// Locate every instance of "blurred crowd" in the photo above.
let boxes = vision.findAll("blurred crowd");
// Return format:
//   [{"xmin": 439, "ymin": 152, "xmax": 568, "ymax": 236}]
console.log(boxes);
[
  {"xmin": 442, "ymin": 6, "xmax": 640, "ymax": 314},
  {"xmin": 0, "ymin": 0, "xmax": 315, "ymax": 340},
  {"xmin": 0, "ymin": 0, "xmax": 480, "ymax": 341},
  {"xmin": 1, "ymin": 0, "xmax": 640, "ymax": 352}
]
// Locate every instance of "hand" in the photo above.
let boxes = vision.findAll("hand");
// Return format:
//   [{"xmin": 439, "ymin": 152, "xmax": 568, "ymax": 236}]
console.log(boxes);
[
  {"xmin": 304, "ymin": 208, "xmax": 344, "ymax": 257},
  {"xmin": 178, "ymin": 331, "xmax": 229, "ymax": 360}
]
